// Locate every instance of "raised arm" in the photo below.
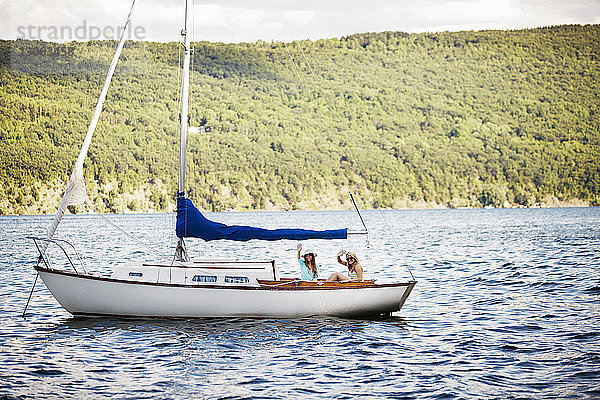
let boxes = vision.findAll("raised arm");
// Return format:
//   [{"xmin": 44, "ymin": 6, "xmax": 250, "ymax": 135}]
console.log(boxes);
[
  {"xmin": 337, "ymin": 250, "xmax": 348, "ymax": 266},
  {"xmin": 297, "ymin": 243, "xmax": 302, "ymax": 259}
]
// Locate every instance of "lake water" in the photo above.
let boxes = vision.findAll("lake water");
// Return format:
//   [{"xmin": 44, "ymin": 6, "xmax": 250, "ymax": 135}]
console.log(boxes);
[{"xmin": 1, "ymin": 208, "xmax": 599, "ymax": 399}]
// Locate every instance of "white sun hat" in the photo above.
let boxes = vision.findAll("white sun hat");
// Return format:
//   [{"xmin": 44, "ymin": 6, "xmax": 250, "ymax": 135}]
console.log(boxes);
[{"xmin": 302, "ymin": 249, "xmax": 317, "ymax": 257}]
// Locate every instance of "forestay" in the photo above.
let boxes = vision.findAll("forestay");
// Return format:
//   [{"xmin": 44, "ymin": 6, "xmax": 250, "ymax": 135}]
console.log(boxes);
[{"xmin": 44, "ymin": 0, "xmax": 138, "ymax": 251}]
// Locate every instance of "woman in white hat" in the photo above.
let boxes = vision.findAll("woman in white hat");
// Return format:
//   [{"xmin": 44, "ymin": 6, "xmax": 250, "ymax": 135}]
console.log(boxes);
[
  {"xmin": 297, "ymin": 243, "xmax": 319, "ymax": 281},
  {"xmin": 327, "ymin": 250, "xmax": 363, "ymax": 282}
]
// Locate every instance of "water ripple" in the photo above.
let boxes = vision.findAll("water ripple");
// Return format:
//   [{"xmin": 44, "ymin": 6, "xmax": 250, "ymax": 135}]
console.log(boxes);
[{"xmin": 1, "ymin": 209, "xmax": 600, "ymax": 399}]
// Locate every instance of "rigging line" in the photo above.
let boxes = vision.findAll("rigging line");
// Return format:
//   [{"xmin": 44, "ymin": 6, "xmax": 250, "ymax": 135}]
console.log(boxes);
[
  {"xmin": 172, "ymin": 28, "xmax": 183, "ymax": 239},
  {"xmin": 376, "ymin": 206, "xmax": 415, "ymax": 281},
  {"xmin": 189, "ymin": 0, "xmax": 195, "ymax": 123},
  {"xmin": 296, "ymin": 41, "xmax": 316, "ymax": 82},
  {"xmin": 284, "ymin": 42, "xmax": 306, "ymax": 92},
  {"xmin": 352, "ymin": 182, "xmax": 415, "ymax": 281},
  {"xmin": 44, "ymin": 0, "xmax": 138, "ymax": 252},
  {"xmin": 348, "ymin": 154, "xmax": 415, "ymax": 281},
  {"xmin": 186, "ymin": 1, "xmax": 197, "ymax": 252},
  {"xmin": 22, "ymin": 271, "xmax": 39, "ymax": 318},
  {"xmin": 350, "ymin": 192, "xmax": 372, "ymax": 273},
  {"xmin": 189, "ymin": 36, "xmax": 195, "ymax": 203},
  {"xmin": 349, "ymin": 193, "xmax": 367, "ymax": 231},
  {"xmin": 191, "ymin": 0, "xmax": 194, "ymax": 46},
  {"xmin": 170, "ymin": 234, "xmax": 187, "ymax": 266},
  {"xmin": 86, "ymin": 201, "xmax": 171, "ymax": 259},
  {"xmin": 187, "ymin": 48, "xmax": 194, "ymax": 202}
]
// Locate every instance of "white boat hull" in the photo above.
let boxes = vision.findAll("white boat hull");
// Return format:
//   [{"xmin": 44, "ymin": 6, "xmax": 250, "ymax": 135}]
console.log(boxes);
[{"xmin": 37, "ymin": 268, "xmax": 416, "ymax": 318}]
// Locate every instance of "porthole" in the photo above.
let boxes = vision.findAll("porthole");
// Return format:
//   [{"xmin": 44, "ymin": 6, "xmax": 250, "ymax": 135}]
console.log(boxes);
[
  {"xmin": 192, "ymin": 275, "xmax": 217, "ymax": 283},
  {"xmin": 224, "ymin": 276, "xmax": 249, "ymax": 284}
]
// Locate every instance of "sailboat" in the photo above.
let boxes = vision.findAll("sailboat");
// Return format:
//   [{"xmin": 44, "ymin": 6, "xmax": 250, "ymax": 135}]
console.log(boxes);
[{"xmin": 26, "ymin": 0, "xmax": 417, "ymax": 318}]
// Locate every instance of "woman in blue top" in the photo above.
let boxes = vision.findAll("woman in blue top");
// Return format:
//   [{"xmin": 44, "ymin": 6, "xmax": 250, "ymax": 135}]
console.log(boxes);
[{"xmin": 297, "ymin": 243, "xmax": 319, "ymax": 281}]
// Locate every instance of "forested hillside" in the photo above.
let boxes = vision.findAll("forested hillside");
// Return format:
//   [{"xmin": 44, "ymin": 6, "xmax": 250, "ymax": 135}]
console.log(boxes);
[{"xmin": 1, "ymin": 25, "xmax": 599, "ymax": 214}]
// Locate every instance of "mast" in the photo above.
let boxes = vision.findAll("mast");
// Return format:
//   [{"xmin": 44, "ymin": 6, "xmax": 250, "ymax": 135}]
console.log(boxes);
[
  {"xmin": 175, "ymin": 0, "xmax": 192, "ymax": 262},
  {"xmin": 178, "ymin": 0, "xmax": 191, "ymax": 196}
]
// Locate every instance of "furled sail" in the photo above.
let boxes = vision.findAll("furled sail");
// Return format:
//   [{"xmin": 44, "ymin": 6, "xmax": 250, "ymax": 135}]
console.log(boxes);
[{"xmin": 176, "ymin": 197, "xmax": 347, "ymax": 241}]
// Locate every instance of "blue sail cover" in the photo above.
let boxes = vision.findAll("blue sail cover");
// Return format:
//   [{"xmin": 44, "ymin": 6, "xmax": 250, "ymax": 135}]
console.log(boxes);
[{"xmin": 176, "ymin": 197, "xmax": 347, "ymax": 241}]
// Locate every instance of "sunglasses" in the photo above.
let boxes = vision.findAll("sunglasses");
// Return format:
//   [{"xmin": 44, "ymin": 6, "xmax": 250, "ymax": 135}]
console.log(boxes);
[{"xmin": 346, "ymin": 257, "xmax": 355, "ymax": 262}]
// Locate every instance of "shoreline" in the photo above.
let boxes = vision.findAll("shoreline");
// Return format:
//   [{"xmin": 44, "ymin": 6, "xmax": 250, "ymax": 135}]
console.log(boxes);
[{"xmin": 0, "ymin": 201, "xmax": 594, "ymax": 217}]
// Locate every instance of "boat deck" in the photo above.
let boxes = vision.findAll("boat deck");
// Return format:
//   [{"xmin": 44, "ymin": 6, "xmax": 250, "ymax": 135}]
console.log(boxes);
[{"xmin": 258, "ymin": 278, "xmax": 413, "ymax": 289}]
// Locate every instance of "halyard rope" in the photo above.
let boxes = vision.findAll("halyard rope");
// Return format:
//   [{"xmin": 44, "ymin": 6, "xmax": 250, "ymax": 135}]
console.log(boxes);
[
  {"xmin": 296, "ymin": 41, "xmax": 316, "ymax": 82},
  {"xmin": 86, "ymin": 200, "xmax": 171, "ymax": 258},
  {"xmin": 284, "ymin": 42, "xmax": 306, "ymax": 92}
]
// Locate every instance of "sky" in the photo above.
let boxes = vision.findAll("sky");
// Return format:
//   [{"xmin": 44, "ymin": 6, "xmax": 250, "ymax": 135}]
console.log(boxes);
[{"xmin": 2, "ymin": 0, "xmax": 600, "ymax": 43}]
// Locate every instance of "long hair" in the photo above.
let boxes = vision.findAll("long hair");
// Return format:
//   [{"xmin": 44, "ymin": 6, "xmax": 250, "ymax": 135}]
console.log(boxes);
[
  {"xmin": 304, "ymin": 254, "xmax": 317, "ymax": 277},
  {"xmin": 346, "ymin": 252, "xmax": 359, "ymax": 273}
]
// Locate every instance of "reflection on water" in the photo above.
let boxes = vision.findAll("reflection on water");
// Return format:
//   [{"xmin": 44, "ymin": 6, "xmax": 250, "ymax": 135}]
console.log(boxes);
[{"xmin": 1, "ymin": 208, "xmax": 599, "ymax": 399}]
